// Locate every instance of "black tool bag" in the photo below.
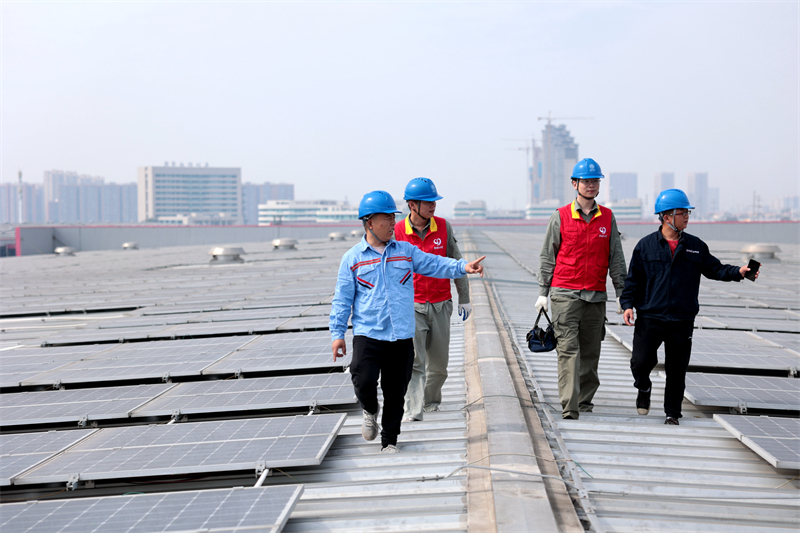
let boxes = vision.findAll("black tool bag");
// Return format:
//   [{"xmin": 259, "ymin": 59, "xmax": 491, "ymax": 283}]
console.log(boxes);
[{"xmin": 526, "ymin": 308, "xmax": 556, "ymax": 352}]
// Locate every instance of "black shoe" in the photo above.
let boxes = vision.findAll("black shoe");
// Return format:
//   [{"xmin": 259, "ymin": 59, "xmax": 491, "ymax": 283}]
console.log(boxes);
[
  {"xmin": 665, "ymin": 417, "xmax": 679, "ymax": 425},
  {"xmin": 636, "ymin": 389, "xmax": 651, "ymax": 415},
  {"xmin": 562, "ymin": 415, "xmax": 576, "ymax": 420}
]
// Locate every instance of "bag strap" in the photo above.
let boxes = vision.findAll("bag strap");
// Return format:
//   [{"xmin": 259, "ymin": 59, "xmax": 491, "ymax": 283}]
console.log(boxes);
[{"xmin": 534, "ymin": 308, "xmax": 553, "ymax": 328}]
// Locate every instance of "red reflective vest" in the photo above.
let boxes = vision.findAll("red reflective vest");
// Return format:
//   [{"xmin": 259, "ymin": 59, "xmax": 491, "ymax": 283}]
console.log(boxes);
[
  {"xmin": 551, "ymin": 202, "xmax": 613, "ymax": 292},
  {"xmin": 394, "ymin": 215, "xmax": 452, "ymax": 304}
]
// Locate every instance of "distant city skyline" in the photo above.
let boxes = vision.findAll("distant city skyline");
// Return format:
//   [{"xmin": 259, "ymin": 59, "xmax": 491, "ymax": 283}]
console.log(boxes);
[{"xmin": 2, "ymin": 3, "xmax": 797, "ymax": 217}]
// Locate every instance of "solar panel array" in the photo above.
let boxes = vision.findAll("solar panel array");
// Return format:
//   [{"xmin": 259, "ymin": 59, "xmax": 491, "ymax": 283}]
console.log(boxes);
[
  {"xmin": 0, "ymin": 238, "xmax": 359, "ymax": 531},
  {"xmin": 14, "ymin": 414, "xmax": 346, "ymax": 485},
  {"xmin": 683, "ymin": 374, "xmax": 800, "ymax": 411},
  {"xmin": 0, "ymin": 384, "xmax": 176, "ymax": 427},
  {"xmin": 605, "ymin": 325, "xmax": 800, "ymax": 373},
  {"xmin": 714, "ymin": 415, "xmax": 800, "ymax": 470},
  {"xmin": 133, "ymin": 374, "xmax": 355, "ymax": 417},
  {"xmin": 0, "ymin": 485, "xmax": 304, "ymax": 533}
]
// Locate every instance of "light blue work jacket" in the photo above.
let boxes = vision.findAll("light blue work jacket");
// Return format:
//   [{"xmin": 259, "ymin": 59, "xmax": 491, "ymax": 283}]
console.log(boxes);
[{"xmin": 330, "ymin": 237, "xmax": 467, "ymax": 342}]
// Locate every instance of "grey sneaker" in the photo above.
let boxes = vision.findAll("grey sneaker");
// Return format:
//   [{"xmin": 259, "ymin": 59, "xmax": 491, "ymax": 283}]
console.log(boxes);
[
  {"xmin": 423, "ymin": 405, "xmax": 440, "ymax": 413},
  {"xmin": 361, "ymin": 410, "xmax": 379, "ymax": 441},
  {"xmin": 665, "ymin": 417, "xmax": 679, "ymax": 425},
  {"xmin": 381, "ymin": 444, "xmax": 400, "ymax": 454}
]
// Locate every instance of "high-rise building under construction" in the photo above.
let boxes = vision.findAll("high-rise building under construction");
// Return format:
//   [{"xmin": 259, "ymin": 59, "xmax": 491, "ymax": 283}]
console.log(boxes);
[{"xmin": 528, "ymin": 124, "xmax": 579, "ymax": 207}]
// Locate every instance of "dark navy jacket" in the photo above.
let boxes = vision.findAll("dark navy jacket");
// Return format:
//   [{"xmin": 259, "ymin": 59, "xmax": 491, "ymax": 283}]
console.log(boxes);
[{"xmin": 620, "ymin": 228, "xmax": 743, "ymax": 322}]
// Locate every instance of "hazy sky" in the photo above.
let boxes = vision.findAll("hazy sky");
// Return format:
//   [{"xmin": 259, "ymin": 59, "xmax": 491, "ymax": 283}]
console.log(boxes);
[{"xmin": 2, "ymin": 1, "xmax": 797, "ymax": 215}]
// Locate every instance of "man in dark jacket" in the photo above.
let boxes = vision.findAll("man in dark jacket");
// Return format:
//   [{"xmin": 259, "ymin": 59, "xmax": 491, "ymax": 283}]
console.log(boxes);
[{"xmin": 620, "ymin": 189, "xmax": 758, "ymax": 425}]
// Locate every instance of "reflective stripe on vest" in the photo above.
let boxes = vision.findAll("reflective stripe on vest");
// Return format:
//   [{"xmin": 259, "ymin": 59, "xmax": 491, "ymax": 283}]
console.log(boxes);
[
  {"xmin": 551, "ymin": 202, "xmax": 613, "ymax": 292},
  {"xmin": 394, "ymin": 215, "xmax": 451, "ymax": 303}
]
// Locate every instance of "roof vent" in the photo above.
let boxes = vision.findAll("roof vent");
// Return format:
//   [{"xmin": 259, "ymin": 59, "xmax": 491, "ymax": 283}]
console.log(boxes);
[
  {"xmin": 272, "ymin": 238, "xmax": 297, "ymax": 250},
  {"xmin": 122, "ymin": 242, "xmax": 139, "ymax": 250},
  {"xmin": 209, "ymin": 246, "xmax": 245, "ymax": 263},
  {"xmin": 741, "ymin": 244, "xmax": 781, "ymax": 261},
  {"xmin": 350, "ymin": 230, "xmax": 362, "ymax": 238},
  {"xmin": 54, "ymin": 246, "xmax": 76, "ymax": 256},
  {"xmin": 329, "ymin": 232, "xmax": 346, "ymax": 241}
]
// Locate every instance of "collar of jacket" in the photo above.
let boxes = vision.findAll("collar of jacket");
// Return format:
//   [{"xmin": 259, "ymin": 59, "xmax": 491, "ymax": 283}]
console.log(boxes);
[
  {"xmin": 404, "ymin": 214, "xmax": 437, "ymax": 234},
  {"xmin": 570, "ymin": 199, "xmax": 601, "ymax": 220},
  {"xmin": 357, "ymin": 235, "xmax": 397, "ymax": 254}
]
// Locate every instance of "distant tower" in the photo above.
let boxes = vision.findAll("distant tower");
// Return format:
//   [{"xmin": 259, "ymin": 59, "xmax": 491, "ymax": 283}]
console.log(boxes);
[
  {"xmin": 687, "ymin": 172, "xmax": 709, "ymax": 219},
  {"xmin": 17, "ymin": 171, "xmax": 23, "ymax": 224},
  {"xmin": 653, "ymin": 172, "xmax": 675, "ymax": 204},
  {"xmin": 540, "ymin": 124, "xmax": 579, "ymax": 205}
]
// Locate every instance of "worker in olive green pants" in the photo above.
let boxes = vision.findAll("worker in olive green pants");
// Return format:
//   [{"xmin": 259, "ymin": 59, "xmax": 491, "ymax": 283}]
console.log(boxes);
[{"xmin": 550, "ymin": 295, "xmax": 606, "ymax": 419}]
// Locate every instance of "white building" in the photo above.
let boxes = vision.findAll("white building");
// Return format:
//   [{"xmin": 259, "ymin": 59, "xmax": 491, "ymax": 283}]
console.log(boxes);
[
  {"xmin": 257, "ymin": 200, "xmax": 358, "ymax": 224},
  {"xmin": 138, "ymin": 164, "xmax": 242, "ymax": 224},
  {"xmin": 525, "ymin": 198, "xmax": 561, "ymax": 220},
  {"xmin": 453, "ymin": 200, "xmax": 487, "ymax": 220},
  {"xmin": 687, "ymin": 172, "xmax": 709, "ymax": 220},
  {"xmin": 608, "ymin": 198, "xmax": 643, "ymax": 220}
]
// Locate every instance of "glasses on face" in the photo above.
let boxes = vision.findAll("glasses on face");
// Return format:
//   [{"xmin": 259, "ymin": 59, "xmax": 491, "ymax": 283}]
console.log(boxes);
[
  {"xmin": 579, "ymin": 179, "xmax": 600, "ymax": 186},
  {"xmin": 673, "ymin": 209, "xmax": 692, "ymax": 217}
]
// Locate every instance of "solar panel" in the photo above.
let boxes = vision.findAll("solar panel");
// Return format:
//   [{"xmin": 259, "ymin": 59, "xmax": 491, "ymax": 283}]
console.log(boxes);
[
  {"xmin": 132, "ymin": 374, "xmax": 355, "ymax": 417},
  {"xmin": 0, "ymin": 485, "xmax": 303, "ymax": 533},
  {"xmin": 278, "ymin": 316, "xmax": 331, "ymax": 330},
  {"xmin": 40, "ymin": 326, "xmax": 169, "ymax": 346},
  {"xmin": 204, "ymin": 331, "xmax": 352, "ymax": 375},
  {"xmin": 160, "ymin": 319, "xmax": 289, "ymax": 338},
  {"xmin": 684, "ymin": 374, "xmax": 800, "ymax": 411},
  {"xmin": 0, "ymin": 430, "xmax": 97, "ymax": 486},
  {"xmin": 14, "ymin": 414, "xmax": 346, "ymax": 485},
  {"xmin": 21, "ymin": 337, "xmax": 256, "ymax": 386},
  {"xmin": 0, "ymin": 384, "xmax": 176, "ymax": 427},
  {"xmin": 714, "ymin": 414, "xmax": 800, "ymax": 470},
  {"xmin": 606, "ymin": 326, "xmax": 800, "ymax": 372}
]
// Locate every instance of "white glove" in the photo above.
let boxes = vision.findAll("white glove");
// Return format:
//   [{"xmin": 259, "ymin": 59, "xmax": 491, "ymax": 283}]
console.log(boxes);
[
  {"xmin": 616, "ymin": 297, "xmax": 623, "ymax": 315},
  {"xmin": 535, "ymin": 296, "xmax": 548, "ymax": 313},
  {"xmin": 458, "ymin": 303, "xmax": 472, "ymax": 321}
]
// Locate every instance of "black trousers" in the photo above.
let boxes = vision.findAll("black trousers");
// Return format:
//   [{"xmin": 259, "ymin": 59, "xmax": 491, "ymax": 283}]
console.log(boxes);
[
  {"xmin": 630, "ymin": 316, "xmax": 694, "ymax": 419},
  {"xmin": 351, "ymin": 336, "xmax": 415, "ymax": 447}
]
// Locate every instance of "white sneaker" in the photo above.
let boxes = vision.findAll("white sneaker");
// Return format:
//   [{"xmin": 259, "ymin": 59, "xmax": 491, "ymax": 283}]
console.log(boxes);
[
  {"xmin": 361, "ymin": 410, "xmax": 379, "ymax": 441},
  {"xmin": 381, "ymin": 444, "xmax": 400, "ymax": 454},
  {"xmin": 402, "ymin": 416, "xmax": 420, "ymax": 423}
]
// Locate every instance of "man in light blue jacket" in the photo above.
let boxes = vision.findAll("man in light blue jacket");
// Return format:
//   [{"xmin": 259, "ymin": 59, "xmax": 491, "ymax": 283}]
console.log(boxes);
[{"xmin": 330, "ymin": 190, "xmax": 485, "ymax": 454}]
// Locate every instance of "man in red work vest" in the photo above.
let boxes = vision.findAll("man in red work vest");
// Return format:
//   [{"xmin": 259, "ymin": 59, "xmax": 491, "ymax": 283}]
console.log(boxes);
[
  {"xmin": 536, "ymin": 158, "xmax": 627, "ymax": 420},
  {"xmin": 395, "ymin": 177, "xmax": 471, "ymax": 422}
]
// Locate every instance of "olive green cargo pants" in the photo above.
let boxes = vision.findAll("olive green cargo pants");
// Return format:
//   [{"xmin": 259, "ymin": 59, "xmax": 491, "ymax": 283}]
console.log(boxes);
[
  {"xmin": 550, "ymin": 294, "xmax": 606, "ymax": 420},
  {"xmin": 403, "ymin": 300, "xmax": 452, "ymax": 421}
]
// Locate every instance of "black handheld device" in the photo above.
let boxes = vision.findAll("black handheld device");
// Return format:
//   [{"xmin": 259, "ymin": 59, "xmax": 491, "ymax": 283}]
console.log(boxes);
[{"xmin": 744, "ymin": 259, "xmax": 760, "ymax": 281}]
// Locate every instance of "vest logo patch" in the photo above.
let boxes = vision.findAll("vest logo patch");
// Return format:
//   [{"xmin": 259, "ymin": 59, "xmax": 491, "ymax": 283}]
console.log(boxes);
[
  {"xmin": 434, "ymin": 238, "xmax": 442, "ymax": 246},
  {"xmin": 599, "ymin": 227, "xmax": 607, "ymax": 234}
]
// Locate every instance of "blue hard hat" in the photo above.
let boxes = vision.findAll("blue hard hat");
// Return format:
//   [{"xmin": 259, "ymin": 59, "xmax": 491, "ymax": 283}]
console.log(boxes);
[
  {"xmin": 358, "ymin": 190, "xmax": 402, "ymax": 219},
  {"xmin": 571, "ymin": 158, "xmax": 604, "ymax": 180},
  {"xmin": 403, "ymin": 177, "xmax": 443, "ymax": 202},
  {"xmin": 654, "ymin": 189, "xmax": 694, "ymax": 214}
]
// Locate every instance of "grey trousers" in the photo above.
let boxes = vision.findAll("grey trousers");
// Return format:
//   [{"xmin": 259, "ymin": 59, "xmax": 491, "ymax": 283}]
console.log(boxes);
[
  {"xmin": 403, "ymin": 299, "xmax": 453, "ymax": 421},
  {"xmin": 550, "ymin": 294, "xmax": 606, "ymax": 419}
]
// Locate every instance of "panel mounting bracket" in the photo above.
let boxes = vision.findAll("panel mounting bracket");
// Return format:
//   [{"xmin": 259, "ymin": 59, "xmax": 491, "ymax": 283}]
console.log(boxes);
[
  {"xmin": 732, "ymin": 401, "xmax": 748, "ymax": 414},
  {"xmin": 790, "ymin": 367, "xmax": 797, "ymax": 377},
  {"xmin": 235, "ymin": 368, "xmax": 243, "ymax": 380},
  {"xmin": 162, "ymin": 372, "xmax": 171, "ymax": 383},
  {"xmin": 66, "ymin": 474, "xmax": 80, "ymax": 491},
  {"xmin": 53, "ymin": 380, "xmax": 63, "ymax": 390},
  {"xmin": 255, "ymin": 461, "xmax": 267, "ymax": 476},
  {"xmin": 170, "ymin": 409, "xmax": 182, "ymax": 423},
  {"xmin": 308, "ymin": 400, "xmax": 319, "ymax": 416},
  {"xmin": 77, "ymin": 415, "xmax": 89, "ymax": 428}
]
